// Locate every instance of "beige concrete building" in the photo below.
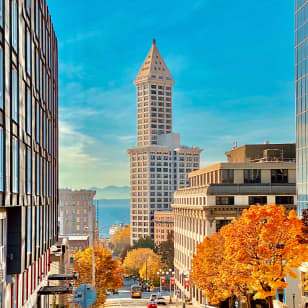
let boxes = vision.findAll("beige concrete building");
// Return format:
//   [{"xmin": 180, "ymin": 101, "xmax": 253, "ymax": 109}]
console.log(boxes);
[
  {"xmin": 128, "ymin": 40, "xmax": 201, "ymax": 245},
  {"xmin": 172, "ymin": 143, "xmax": 297, "ymax": 307},
  {"xmin": 59, "ymin": 189, "xmax": 99, "ymax": 243},
  {"xmin": 154, "ymin": 211, "xmax": 174, "ymax": 245}
]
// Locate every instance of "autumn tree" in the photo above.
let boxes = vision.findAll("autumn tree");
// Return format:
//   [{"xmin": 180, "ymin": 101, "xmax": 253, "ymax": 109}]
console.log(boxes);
[
  {"xmin": 123, "ymin": 248, "xmax": 159, "ymax": 277},
  {"xmin": 139, "ymin": 253, "xmax": 162, "ymax": 286},
  {"xmin": 157, "ymin": 231, "xmax": 174, "ymax": 270},
  {"xmin": 110, "ymin": 225, "xmax": 131, "ymax": 257},
  {"xmin": 222, "ymin": 204, "xmax": 308, "ymax": 308},
  {"xmin": 73, "ymin": 245, "xmax": 124, "ymax": 306}
]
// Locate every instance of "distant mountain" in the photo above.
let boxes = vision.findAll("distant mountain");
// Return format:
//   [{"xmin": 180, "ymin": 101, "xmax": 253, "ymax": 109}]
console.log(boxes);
[{"xmin": 90, "ymin": 186, "xmax": 130, "ymax": 199}]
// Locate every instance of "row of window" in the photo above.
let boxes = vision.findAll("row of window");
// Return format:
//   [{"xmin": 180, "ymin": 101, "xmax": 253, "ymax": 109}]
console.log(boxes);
[{"xmin": 215, "ymin": 196, "xmax": 294, "ymax": 206}]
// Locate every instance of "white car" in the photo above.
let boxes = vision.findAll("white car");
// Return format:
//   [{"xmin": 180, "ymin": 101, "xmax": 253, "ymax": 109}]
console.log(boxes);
[{"xmin": 155, "ymin": 296, "xmax": 167, "ymax": 305}]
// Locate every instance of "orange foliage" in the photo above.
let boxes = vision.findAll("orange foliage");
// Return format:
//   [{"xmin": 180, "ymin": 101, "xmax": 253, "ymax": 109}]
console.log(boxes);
[
  {"xmin": 192, "ymin": 204, "xmax": 308, "ymax": 306},
  {"xmin": 110, "ymin": 226, "xmax": 131, "ymax": 256},
  {"xmin": 73, "ymin": 245, "xmax": 124, "ymax": 306}
]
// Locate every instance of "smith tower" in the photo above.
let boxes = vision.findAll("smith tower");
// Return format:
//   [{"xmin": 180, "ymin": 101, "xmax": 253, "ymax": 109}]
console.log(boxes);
[
  {"xmin": 128, "ymin": 40, "xmax": 202, "ymax": 245},
  {"xmin": 135, "ymin": 39, "xmax": 175, "ymax": 146}
]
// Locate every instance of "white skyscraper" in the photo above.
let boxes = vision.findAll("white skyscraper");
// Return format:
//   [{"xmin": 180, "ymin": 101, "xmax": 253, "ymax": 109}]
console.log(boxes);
[{"xmin": 128, "ymin": 40, "xmax": 202, "ymax": 245}]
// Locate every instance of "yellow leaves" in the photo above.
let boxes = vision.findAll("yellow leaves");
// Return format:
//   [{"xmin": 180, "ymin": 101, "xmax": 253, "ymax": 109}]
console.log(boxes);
[
  {"xmin": 73, "ymin": 245, "xmax": 124, "ymax": 306},
  {"xmin": 110, "ymin": 226, "xmax": 131, "ymax": 256},
  {"xmin": 192, "ymin": 204, "xmax": 308, "ymax": 305},
  {"xmin": 123, "ymin": 248, "xmax": 159, "ymax": 277}
]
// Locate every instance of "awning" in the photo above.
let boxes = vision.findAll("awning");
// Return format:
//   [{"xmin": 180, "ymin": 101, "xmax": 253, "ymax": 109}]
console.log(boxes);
[
  {"xmin": 48, "ymin": 273, "xmax": 79, "ymax": 280},
  {"xmin": 37, "ymin": 286, "xmax": 73, "ymax": 295}
]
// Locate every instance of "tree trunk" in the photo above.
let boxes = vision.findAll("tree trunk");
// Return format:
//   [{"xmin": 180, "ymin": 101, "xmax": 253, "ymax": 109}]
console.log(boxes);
[
  {"xmin": 246, "ymin": 294, "xmax": 252, "ymax": 308},
  {"xmin": 267, "ymin": 296, "xmax": 274, "ymax": 308},
  {"xmin": 229, "ymin": 295, "xmax": 235, "ymax": 308}
]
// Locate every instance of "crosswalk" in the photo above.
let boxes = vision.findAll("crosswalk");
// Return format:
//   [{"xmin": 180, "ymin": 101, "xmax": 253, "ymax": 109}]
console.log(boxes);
[{"xmin": 103, "ymin": 302, "xmax": 121, "ymax": 307}]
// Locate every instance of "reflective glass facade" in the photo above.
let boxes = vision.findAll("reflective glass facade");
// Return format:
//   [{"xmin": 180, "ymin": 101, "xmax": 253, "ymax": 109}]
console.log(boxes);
[{"xmin": 296, "ymin": 0, "xmax": 308, "ymax": 215}]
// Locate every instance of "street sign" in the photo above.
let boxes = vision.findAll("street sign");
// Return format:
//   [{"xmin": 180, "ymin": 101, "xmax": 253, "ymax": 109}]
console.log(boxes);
[{"xmin": 73, "ymin": 284, "xmax": 97, "ymax": 308}]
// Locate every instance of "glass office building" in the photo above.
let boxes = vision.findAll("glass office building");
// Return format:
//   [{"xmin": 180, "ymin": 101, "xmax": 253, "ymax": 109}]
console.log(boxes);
[{"xmin": 296, "ymin": 0, "xmax": 308, "ymax": 215}]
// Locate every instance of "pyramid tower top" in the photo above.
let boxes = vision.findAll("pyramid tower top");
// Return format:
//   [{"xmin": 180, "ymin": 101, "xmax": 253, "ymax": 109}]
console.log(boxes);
[{"xmin": 134, "ymin": 40, "xmax": 175, "ymax": 85}]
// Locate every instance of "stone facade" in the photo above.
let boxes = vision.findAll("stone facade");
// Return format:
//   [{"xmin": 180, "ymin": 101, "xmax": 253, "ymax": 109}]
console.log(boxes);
[
  {"xmin": 128, "ymin": 40, "xmax": 201, "ymax": 245},
  {"xmin": 59, "ymin": 189, "xmax": 98, "ymax": 243},
  {"xmin": 154, "ymin": 210, "xmax": 174, "ymax": 246},
  {"xmin": 172, "ymin": 144, "xmax": 297, "ymax": 307}
]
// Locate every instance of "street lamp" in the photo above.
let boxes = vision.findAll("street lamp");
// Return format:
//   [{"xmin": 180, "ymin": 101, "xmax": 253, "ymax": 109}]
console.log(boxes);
[{"xmin": 156, "ymin": 268, "xmax": 175, "ymax": 303}]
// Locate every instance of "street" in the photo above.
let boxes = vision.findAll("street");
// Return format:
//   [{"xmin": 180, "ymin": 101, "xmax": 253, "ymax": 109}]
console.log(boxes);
[{"xmin": 104, "ymin": 290, "xmax": 180, "ymax": 308}]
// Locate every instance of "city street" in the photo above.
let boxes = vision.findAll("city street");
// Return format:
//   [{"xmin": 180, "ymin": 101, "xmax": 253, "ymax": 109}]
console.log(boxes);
[{"xmin": 104, "ymin": 290, "xmax": 180, "ymax": 308}]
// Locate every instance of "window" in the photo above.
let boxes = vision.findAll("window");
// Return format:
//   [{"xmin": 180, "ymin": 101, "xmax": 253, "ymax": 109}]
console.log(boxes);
[
  {"xmin": 26, "ymin": 207, "xmax": 32, "ymax": 253},
  {"xmin": 36, "ymin": 153, "xmax": 40, "ymax": 195},
  {"xmin": 26, "ymin": 30, "xmax": 31, "ymax": 76},
  {"xmin": 0, "ymin": 127, "xmax": 3, "ymax": 191},
  {"xmin": 216, "ymin": 196, "xmax": 234, "ymax": 205},
  {"xmin": 0, "ymin": 0, "xmax": 3, "ymax": 28},
  {"xmin": 35, "ymin": 50, "xmax": 40, "ymax": 91},
  {"xmin": 26, "ymin": 148, "xmax": 31, "ymax": 194},
  {"xmin": 26, "ymin": 88, "xmax": 32, "ymax": 135},
  {"xmin": 35, "ymin": 0, "xmax": 39, "ymax": 38},
  {"xmin": 36, "ymin": 103, "xmax": 40, "ymax": 143},
  {"xmin": 42, "ymin": 160, "xmax": 46, "ymax": 196},
  {"xmin": 36, "ymin": 207, "xmax": 40, "ymax": 247},
  {"xmin": 42, "ymin": 113, "xmax": 46, "ymax": 149},
  {"xmin": 12, "ymin": 68, "xmax": 18, "ymax": 122},
  {"xmin": 249, "ymin": 196, "xmax": 267, "ymax": 205},
  {"xmin": 275, "ymin": 196, "xmax": 294, "ymax": 205},
  {"xmin": 12, "ymin": 137, "xmax": 19, "ymax": 193},
  {"xmin": 11, "ymin": 0, "xmax": 18, "ymax": 52},
  {"xmin": 221, "ymin": 169, "xmax": 234, "ymax": 184},
  {"xmin": 244, "ymin": 169, "xmax": 261, "ymax": 184},
  {"xmin": 271, "ymin": 169, "xmax": 288, "ymax": 183},
  {"xmin": 26, "ymin": 0, "xmax": 31, "ymax": 15},
  {"xmin": 0, "ymin": 47, "xmax": 3, "ymax": 109},
  {"xmin": 42, "ymin": 66, "xmax": 45, "ymax": 102},
  {"xmin": 42, "ymin": 22, "xmax": 46, "ymax": 55}
]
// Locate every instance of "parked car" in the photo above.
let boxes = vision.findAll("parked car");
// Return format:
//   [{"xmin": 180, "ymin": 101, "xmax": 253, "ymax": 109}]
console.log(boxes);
[{"xmin": 147, "ymin": 301, "xmax": 158, "ymax": 308}]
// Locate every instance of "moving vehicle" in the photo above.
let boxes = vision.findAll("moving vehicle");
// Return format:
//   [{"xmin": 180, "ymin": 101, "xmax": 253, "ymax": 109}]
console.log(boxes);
[
  {"xmin": 155, "ymin": 296, "xmax": 167, "ymax": 305},
  {"xmin": 147, "ymin": 302, "xmax": 158, "ymax": 308},
  {"xmin": 149, "ymin": 293, "xmax": 158, "ymax": 302},
  {"xmin": 131, "ymin": 284, "xmax": 142, "ymax": 298}
]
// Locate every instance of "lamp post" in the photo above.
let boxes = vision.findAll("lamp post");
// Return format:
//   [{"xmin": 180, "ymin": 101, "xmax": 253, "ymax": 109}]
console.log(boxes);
[
  {"xmin": 157, "ymin": 268, "xmax": 175, "ymax": 303},
  {"xmin": 179, "ymin": 270, "xmax": 189, "ymax": 308}
]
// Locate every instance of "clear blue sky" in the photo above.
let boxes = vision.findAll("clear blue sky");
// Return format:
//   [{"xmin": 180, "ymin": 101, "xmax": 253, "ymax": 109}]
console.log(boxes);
[{"xmin": 48, "ymin": 0, "xmax": 295, "ymax": 189}]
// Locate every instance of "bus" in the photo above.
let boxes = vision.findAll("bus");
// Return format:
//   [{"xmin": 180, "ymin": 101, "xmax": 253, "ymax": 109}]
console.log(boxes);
[{"xmin": 131, "ymin": 284, "xmax": 142, "ymax": 298}]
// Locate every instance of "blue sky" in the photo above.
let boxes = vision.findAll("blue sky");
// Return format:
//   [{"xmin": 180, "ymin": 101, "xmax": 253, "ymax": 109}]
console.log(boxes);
[{"xmin": 48, "ymin": 0, "xmax": 295, "ymax": 189}]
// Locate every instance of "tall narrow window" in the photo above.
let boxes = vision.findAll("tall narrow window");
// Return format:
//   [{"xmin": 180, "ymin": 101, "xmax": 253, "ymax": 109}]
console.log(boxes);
[
  {"xmin": 42, "ymin": 22, "xmax": 46, "ymax": 55},
  {"xmin": 36, "ymin": 207, "xmax": 40, "ymax": 247},
  {"xmin": 26, "ymin": 147, "xmax": 31, "ymax": 194},
  {"xmin": 12, "ymin": 137, "xmax": 19, "ymax": 193},
  {"xmin": 26, "ymin": 88, "xmax": 32, "ymax": 135},
  {"xmin": 11, "ymin": 0, "xmax": 18, "ymax": 52},
  {"xmin": 26, "ymin": 0, "xmax": 31, "ymax": 16},
  {"xmin": 48, "ymin": 162, "xmax": 51, "ymax": 196},
  {"xmin": 42, "ymin": 66, "xmax": 45, "ymax": 102},
  {"xmin": 12, "ymin": 68, "xmax": 18, "ymax": 122},
  {"xmin": 26, "ymin": 30, "xmax": 31, "ymax": 76},
  {"xmin": 42, "ymin": 113, "xmax": 46, "ymax": 149},
  {"xmin": 43, "ymin": 206, "xmax": 46, "ymax": 243},
  {"xmin": 0, "ymin": 127, "xmax": 3, "ymax": 191},
  {"xmin": 42, "ymin": 159, "xmax": 46, "ymax": 196},
  {"xmin": 35, "ymin": 50, "xmax": 40, "ymax": 91},
  {"xmin": 0, "ymin": 0, "xmax": 3, "ymax": 28},
  {"xmin": 36, "ymin": 153, "xmax": 40, "ymax": 195},
  {"xmin": 35, "ymin": 0, "xmax": 39, "ymax": 38},
  {"xmin": 36, "ymin": 103, "xmax": 40, "ymax": 143},
  {"xmin": 26, "ymin": 207, "xmax": 32, "ymax": 253},
  {"xmin": 48, "ymin": 120, "xmax": 51, "ymax": 153},
  {"xmin": 0, "ymin": 47, "xmax": 3, "ymax": 109}
]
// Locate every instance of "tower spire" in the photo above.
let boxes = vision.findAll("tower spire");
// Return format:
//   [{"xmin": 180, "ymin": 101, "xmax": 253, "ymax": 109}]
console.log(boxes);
[{"xmin": 134, "ymin": 40, "xmax": 174, "ymax": 85}]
